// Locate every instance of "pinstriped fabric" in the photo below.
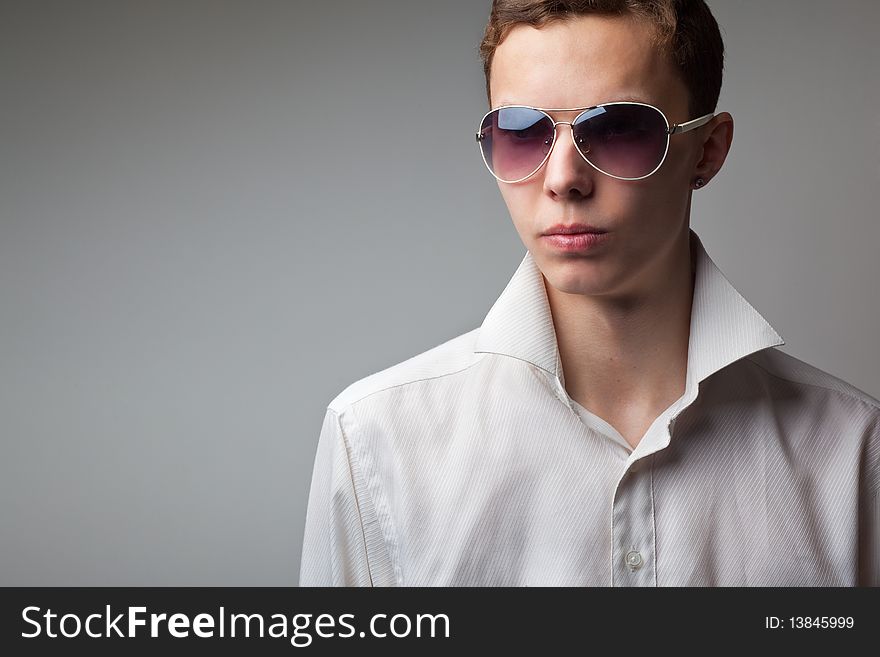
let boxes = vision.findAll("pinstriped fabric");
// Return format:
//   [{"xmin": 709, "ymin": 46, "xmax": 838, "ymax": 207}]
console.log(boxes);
[
  {"xmin": 653, "ymin": 359, "xmax": 878, "ymax": 585},
  {"xmin": 343, "ymin": 408, "xmax": 398, "ymax": 586},
  {"xmin": 299, "ymin": 229, "xmax": 880, "ymax": 587},
  {"xmin": 472, "ymin": 248, "xmax": 562, "ymax": 381},
  {"xmin": 687, "ymin": 241, "xmax": 785, "ymax": 384},
  {"xmin": 298, "ymin": 408, "xmax": 372, "ymax": 586},
  {"xmin": 862, "ymin": 489, "xmax": 880, "ymax": 585}
]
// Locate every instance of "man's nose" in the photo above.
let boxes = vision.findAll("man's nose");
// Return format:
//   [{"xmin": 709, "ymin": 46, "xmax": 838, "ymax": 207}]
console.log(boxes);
[{"xmin": 542, "ymin": 123, "xmax": 596, "ymax": 197}]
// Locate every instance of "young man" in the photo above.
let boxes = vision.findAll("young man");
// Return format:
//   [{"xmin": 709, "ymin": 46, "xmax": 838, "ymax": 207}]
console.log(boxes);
[{"xmin": 300, "ymin": 1, "xmax": 879, "ymax": 586}]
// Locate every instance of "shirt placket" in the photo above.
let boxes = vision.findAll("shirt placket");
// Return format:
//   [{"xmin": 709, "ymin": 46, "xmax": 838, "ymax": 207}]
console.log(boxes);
[{"xmin": 611, "ymin": 455, "xmax": 656, "ymax": 586}]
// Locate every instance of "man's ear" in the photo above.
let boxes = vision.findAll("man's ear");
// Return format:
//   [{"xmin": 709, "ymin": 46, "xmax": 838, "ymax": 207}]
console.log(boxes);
[{"xmin": 693, "ymin": 111, "xmax": 734, "ymax": 185}]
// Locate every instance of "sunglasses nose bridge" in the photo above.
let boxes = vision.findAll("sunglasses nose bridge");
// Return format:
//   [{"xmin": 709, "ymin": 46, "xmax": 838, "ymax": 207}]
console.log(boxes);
[
  {"xmin": 549, "ymin": 119, "xmax": 574, "ymax": 134},
  {"xmin": 547, "ymin": 119, "xmax": 590, "ymax": 157}
]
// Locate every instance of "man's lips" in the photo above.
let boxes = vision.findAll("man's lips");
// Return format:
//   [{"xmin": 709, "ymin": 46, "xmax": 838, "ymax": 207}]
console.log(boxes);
[{"xmin": 542, "ymin": 223, "xmax": 607, "ymax": 235}]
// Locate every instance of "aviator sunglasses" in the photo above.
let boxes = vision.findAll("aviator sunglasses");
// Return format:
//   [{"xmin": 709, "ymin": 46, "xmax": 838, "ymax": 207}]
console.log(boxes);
[{"xmin": 475, "ymin": 100, "xmax": 714, "ymax": 182}]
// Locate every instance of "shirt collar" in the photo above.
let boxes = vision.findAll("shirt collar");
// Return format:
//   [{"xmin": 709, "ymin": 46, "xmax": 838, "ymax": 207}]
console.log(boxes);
[{"xmin": 473, "ymin": 228, "xmax": 785, "ymax": 388}]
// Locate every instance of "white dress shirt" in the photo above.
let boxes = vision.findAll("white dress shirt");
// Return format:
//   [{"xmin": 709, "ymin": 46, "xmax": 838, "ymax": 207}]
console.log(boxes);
[{"xmin": 300, "ymin": 228, "xmax": 880, "ymax": 586}]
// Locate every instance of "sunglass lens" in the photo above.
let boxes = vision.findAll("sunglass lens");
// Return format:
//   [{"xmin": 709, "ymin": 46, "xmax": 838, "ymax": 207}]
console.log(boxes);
[
  {"xmin": 572, "ymin": 104, "xmax": 668, "ymax": 179},
  {"xmin": 478, "ymin": 107, "xmax": 553, "ymax": 182}
]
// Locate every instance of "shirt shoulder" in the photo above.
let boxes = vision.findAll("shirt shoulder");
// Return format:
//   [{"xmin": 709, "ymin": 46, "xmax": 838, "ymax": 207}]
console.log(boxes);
[
  {"xmin": 745, "ymin": 347, "xmax": 880, "ymax": 495},
  {"xmin": 327, "ymin": 327, "xmax": 484, "ymax": 414},
  {"xmin": 744, "ymin": 346, "xmax": 880, "ymax": 413}
]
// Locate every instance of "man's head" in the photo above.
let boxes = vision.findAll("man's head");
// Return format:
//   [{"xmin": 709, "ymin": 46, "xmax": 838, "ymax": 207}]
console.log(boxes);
[{"xmin": 477, "ymin": 0, "xmax": 733, "ymax": 300}]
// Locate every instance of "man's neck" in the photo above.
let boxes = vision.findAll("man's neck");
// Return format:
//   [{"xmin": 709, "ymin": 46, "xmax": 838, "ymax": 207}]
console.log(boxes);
[{"xmin": 544, "ymin": 231, "xmax": 696, "ymax": 442}]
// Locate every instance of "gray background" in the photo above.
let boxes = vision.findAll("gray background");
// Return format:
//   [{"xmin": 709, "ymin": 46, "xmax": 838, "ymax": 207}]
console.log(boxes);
[{"xmin": 1, "ymin": 0, "xmax": 878, "ymax": 585}]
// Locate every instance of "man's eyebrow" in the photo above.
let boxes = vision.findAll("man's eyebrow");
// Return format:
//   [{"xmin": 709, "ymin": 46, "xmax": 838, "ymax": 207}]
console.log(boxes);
[{"xmin": 494, "ymin": 94, "xmax": 652, "ymax": 108}]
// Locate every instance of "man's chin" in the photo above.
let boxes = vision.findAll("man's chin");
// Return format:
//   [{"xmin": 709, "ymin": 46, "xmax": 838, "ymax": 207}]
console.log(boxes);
[{"xmin": 538, "ymin": 260, "xmax": 616, "ymax": 298}]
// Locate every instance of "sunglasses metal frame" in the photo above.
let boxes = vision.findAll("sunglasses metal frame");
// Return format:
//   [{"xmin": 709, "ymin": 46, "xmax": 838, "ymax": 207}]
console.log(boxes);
[{"xmin": 475, "ymin": 100, "xmax": 715, "ymax": 183}]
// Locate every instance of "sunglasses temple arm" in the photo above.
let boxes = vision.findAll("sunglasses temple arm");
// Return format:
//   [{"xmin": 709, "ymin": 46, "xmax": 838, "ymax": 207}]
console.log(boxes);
[{"xmin": 669, "ymin": 112, "xmax": 715, "ymax": 135}]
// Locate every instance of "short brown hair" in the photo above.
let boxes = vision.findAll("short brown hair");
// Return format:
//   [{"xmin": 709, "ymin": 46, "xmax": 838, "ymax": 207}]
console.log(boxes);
[{"xmin": 478, "ymin": 0, "xmax": 724, "ymax": 118}]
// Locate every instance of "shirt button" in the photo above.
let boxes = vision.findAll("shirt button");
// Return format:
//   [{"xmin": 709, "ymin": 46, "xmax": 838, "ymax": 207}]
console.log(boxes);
[{"xmin": 625, "ymin": 549, "xmax": 643, "ymax": 570}]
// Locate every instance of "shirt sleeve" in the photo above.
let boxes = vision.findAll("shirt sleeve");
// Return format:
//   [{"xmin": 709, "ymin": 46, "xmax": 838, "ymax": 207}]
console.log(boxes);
[
  {"xmin": 859, "ymin": 422, "xmax": 880, "ymax": 587},
  {"xmin": 859, "ymin": 486, "xmax": 880, "ymax": 586},
  {"xmin": 299, "ymin": 406, "xmax": 374, "ymax": 586}
]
